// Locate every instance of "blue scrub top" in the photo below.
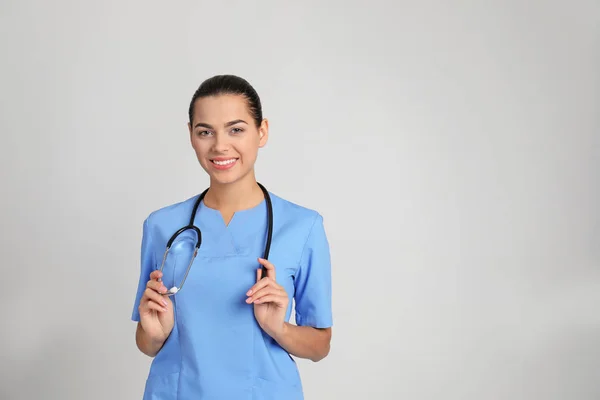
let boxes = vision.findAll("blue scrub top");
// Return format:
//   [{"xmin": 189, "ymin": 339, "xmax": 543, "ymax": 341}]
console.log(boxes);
[{"xmin": 131, "ymin": 191, "xmax": 333, "ymax": 400}]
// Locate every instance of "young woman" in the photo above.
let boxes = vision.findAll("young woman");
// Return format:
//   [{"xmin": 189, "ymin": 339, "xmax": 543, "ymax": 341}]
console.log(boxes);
[{"xmin": 131, "ymin": 75, "xmax": 333, "ymax": 399}]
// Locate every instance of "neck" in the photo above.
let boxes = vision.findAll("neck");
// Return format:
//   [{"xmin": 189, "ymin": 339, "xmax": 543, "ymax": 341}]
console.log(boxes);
[{"xmin": 204, "ymin": 172, "xmax": 264, "ymax": 211}]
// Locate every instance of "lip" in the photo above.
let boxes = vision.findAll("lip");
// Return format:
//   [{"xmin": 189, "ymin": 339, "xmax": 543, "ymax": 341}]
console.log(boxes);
[{"xmin": 209, "ymin": 157, "xmax": 238, "ymax": 170}]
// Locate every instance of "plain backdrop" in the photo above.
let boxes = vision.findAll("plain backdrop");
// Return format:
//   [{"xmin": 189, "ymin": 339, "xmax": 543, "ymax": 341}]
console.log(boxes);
[{"xmin": 1, "ymin": 1, "xmax": 599, "ymax": 399}]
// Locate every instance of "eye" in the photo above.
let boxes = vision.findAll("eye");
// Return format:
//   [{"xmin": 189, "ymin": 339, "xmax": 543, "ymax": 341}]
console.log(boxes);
[
  {"xmin": 231, "ymin": 127, "xmax": 244, "ymax": 134},
  {"xmin": 197, "ymin": 130, "xmax": 212, "ymax": 137}
]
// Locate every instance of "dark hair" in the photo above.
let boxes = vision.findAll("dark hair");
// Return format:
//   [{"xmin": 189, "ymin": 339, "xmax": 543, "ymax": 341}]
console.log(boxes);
[{"xmin": 188, "ymin": 74, "xmax": 263, "ymax": 127}]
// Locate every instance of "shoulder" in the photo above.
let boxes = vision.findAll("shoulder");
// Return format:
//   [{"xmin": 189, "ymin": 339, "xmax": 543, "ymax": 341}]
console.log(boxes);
[
  {"xmin": 143, "ymin": 194, "xmax": 200, "ymax": 228},
  {"xmin": 268, "ymin": 191, "xmax": 325, "ymax": 236}
]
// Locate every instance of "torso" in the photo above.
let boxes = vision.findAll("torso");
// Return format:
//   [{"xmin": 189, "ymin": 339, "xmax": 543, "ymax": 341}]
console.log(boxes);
[{"xmin": 139, "ymin": 191, "xmax": 322, "ymax": 400}]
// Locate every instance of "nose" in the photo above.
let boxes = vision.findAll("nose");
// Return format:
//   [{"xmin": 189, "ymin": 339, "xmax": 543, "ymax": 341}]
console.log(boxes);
[{"xmin": 211, "ymin": 131, "xmax": 230, "ymax": 153}]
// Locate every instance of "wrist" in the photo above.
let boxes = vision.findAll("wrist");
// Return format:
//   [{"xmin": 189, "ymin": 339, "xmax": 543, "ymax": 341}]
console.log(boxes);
[
  {"xmin": 271, "ymin": 322, "xmax": 290, "ymax": 343},
  {"xmin": 141, "ymin": 324, "xmax": 169, "ymax": 345}
]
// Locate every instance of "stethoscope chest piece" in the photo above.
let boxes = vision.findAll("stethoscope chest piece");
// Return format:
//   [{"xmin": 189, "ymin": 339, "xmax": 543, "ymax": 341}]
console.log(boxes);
[{"xmin": 159, "ymin": 225, "xmax": 201, "ymax": 296}]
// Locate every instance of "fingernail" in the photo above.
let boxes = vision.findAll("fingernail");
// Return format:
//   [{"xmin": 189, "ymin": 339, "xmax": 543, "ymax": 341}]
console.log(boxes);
[
  {"xmin": 247, "ymin": 290, "xmax": 252, "ymax": 295},
  {"xmin": 163, "ymin": 300, "xmax": 168, "ymax": 306}
]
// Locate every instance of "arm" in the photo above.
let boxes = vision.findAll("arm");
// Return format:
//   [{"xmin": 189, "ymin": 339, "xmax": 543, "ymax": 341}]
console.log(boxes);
[
  {"xmin": 248, "ymin": 214, "xmax": 334, "ymax": 362},
  {"xmin": 131, "ymin": 218, "xmax": 175, "ymax": 358},
  {"xmin": 273, "ymin": 323, "xmax": 332, "ymax": 362},
  {"xmin": 248, "ymin": 261, "xmax": 333, "ymax": 362},
  {"xmin": 288, "ymin": 213, "xmax": 333, "ymax": 362}
]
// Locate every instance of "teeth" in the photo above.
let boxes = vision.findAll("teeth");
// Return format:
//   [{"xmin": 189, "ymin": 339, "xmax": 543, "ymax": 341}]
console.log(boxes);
[{"xmin": 213, "ymin": 159, "xmax": 236, "ymax": 165}]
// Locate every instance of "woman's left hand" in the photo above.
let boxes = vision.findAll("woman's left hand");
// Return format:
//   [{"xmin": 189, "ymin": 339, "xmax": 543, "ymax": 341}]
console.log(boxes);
[{"xmin": 246, "ymin": 258, "xmax": 289, "ymax": 339}]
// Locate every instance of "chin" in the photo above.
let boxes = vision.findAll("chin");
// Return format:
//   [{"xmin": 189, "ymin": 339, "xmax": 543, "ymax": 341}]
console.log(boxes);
[
  {"xmin": 208, "ymin": 171, "xmax": 244, "ymax": 186},
  {"xmin": 211, "ymin": 176, "xmax": 238, "ymax": 185}
]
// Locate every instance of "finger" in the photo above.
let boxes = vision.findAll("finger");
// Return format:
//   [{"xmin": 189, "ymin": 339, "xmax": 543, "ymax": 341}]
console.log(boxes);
[
  {"xmin": 254, "ymin": 294, "xmax": 287, "ymax": 306},
  {"xmin": 246, "ymin": 286, "xmax": 281, "ymax": 303},
  {"xmin": 147, "ymin": 278, "xmax": 168, "ymax": 294},
  {"xmin": 247, "ymin": 274, "xmax": 279, "ymax": 296},
  {"xmin": 150, "ymin": 270, "xmax": 163, "ymax": 282},
  {"xmin": 258, "ymin": 258, "xmax": 276, "ymax": 279},
  {"xmin": 142, "ymin": 300, "xmax": 168, "ymax": 313},
  {"xmin": 248, "ymin": 274, "xmax": 272, "ymax": 294},
  {"xmin": 140, "ymin": 298, "xmax": 167, "ymax": 314},
  {"xmin": 143, "ymin": 287, "xmax": 170, "ymax": 307}
]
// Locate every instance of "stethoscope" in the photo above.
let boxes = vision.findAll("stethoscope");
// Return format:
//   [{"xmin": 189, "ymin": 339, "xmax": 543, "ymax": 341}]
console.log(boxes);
[{"xmin": 159, "ymin": 182, "xmax": 273, "ymax": 296}]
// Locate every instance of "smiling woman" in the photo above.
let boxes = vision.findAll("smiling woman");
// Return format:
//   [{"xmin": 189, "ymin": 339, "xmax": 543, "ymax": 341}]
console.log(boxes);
[
  {"xmin": 188, "ymin": 80, "xmax": 268, "ymax": 195},
  {"xmin": 131, "ymin": 75, "xmax": 333, "ymax": 400}
]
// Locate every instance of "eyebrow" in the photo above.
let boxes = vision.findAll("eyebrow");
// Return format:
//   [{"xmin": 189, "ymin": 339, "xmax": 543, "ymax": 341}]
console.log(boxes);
[{"xmin": 194, "ymin": 119, "xmax": 248, "ymax": 129}]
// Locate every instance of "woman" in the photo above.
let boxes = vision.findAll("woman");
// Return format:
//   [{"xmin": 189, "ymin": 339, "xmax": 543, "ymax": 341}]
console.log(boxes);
[{"xmin": 131, "ymin": 74, "xmax": 333, "ymax": 399}]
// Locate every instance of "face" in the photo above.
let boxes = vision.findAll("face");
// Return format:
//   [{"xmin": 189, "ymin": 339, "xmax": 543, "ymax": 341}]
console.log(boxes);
[{"xmin": 188, "ymin": 94, "xmax": 268, "ymax": 186}]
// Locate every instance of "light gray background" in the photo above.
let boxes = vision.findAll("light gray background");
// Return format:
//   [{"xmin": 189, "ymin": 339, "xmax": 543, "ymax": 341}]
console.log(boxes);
[{"xmin": 1, "ymin": 1, "xmax": 598, "ymax": 399}]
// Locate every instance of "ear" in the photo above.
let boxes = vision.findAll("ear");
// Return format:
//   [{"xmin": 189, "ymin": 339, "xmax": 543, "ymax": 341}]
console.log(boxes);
[{"xmin": 258, "ymin": 118, "xmax": 269, "ymax": 148}]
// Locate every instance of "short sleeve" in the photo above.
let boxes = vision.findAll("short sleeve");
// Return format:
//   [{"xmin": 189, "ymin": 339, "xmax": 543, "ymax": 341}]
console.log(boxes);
[
  {"xmin": 293, "ymin": 213, "xmax": 333, "ymax": 328},
  {"xmin": 131, "ymin": 216, "xmax": 156, "ymax": 321}
]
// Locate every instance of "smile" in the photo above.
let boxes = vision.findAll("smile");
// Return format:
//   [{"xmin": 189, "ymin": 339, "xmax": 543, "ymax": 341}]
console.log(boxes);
[
  {"xmin": 211, "ymin": 158, "xmax": 238, "ymax": 166},
  {"xmin": 210, "ymin": 158, "xmax": 238, "ymax": 170}
]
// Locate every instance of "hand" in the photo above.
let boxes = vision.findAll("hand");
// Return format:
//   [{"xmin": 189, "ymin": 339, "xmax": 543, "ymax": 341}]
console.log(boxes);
[
  {"xmin": 246, "ymin": 258, "xmax": 289, "ymax": 339},
  {"xmin": 138, "ymin": 270, "xmax": 175, "ymax": 343}
]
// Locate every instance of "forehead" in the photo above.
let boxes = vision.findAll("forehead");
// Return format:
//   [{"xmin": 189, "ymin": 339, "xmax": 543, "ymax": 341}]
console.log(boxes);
[{"xmin": 191, "ymin": 94, "xmax": 251, "ymax": 124}]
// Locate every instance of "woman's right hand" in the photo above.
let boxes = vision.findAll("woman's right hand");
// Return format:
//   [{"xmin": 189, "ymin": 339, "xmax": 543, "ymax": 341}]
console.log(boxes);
[{"xmin": 138, "ymin": 270, "xmax": 174, "ymax": 343}]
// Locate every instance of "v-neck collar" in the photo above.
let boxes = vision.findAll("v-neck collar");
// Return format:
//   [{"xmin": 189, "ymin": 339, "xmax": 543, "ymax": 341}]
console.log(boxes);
[
  {"xmin": 193, "ymin": 197, "xmax": 269, "ymax": 257},
  {"xmin": 198, "ymin": 198, "xmax": 266, "ymax": 228}
]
